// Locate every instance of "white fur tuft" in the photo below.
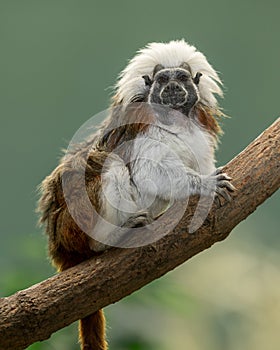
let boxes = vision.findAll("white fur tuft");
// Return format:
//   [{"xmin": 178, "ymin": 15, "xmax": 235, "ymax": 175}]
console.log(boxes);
[{"xmin": 115, "ymin": 39, "xmax": 223, "ymax": 109}]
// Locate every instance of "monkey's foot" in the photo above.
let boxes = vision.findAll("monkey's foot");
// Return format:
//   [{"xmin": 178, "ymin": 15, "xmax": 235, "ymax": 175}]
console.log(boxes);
[
  {"xmin": 90, "ymin": 212, "xmax": 153, "ymax": 251},
  {"xmin": 211, "ymin": 167, "xmax": 236, "ymax": 206},
  {"xmin": 123, "ymin": 211, "xmax": 153, "ymax": 228}
]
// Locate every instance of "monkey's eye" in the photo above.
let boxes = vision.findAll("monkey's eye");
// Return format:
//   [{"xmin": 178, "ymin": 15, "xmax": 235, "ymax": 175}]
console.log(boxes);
[
  {"xmin": 157, "ymin": 75, "xmax": 169, "ymax": 85},
  {"xmin": 177, "ymin": 72, "xmax": 189, "ymax": 82}
]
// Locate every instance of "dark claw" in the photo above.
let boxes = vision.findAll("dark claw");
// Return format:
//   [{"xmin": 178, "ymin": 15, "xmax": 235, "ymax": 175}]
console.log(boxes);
[
  {"xmin": 215, "ymin": 166, "xmax": 224, "ymax": 175},
  {"xmin": 216, "ymin": 173, "xmax": 232, "ymax": 181}
]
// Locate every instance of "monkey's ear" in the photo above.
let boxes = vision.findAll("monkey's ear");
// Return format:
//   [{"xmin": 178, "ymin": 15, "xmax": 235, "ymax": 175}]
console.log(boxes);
[
  {"xmin": 152, "ymin": 64, "xmax": 164, "ymax": 77},
  {"xmin": 142, "ymin": 75, "xmax": 153, "ymax": 87},
  {"xmin": 180, "ymin": 62, "xmax": 192, "ymax": 73},
  {"xmin": 193, "ymin": 72, "xmax": 202, "ymax": 85}
]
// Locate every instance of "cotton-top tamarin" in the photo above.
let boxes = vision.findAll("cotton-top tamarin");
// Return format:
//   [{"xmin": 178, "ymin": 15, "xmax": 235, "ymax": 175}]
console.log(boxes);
[{"xmin": 38, "ymin": 39, "xmax": 234, "ymax": 350}]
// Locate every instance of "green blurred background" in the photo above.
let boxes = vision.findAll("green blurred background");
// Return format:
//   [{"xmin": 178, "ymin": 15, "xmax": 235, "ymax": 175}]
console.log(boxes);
[{"xmin": 1, "ymin": 0, "xmax": 279, "ymax": 349}]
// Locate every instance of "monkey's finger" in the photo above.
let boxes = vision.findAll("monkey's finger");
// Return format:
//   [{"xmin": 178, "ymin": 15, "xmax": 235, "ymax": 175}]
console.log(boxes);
[
  {"xmin": 214, "ymin": 195, "xmax": 222, "ymax": 207},
  {"xmin": 214, "ymin": 166, "xmax": 225, "ymax": 175},
  {"xmin": 216, "ymin": 187, "xmax": 232, "ymax": 202},
  {"xmin": 215, "ymin": 173, "xmax": 232, "ymax": 182},
  {"xmin": 217, "ymin": 180, "xmax": 236, "ymax": 191}
]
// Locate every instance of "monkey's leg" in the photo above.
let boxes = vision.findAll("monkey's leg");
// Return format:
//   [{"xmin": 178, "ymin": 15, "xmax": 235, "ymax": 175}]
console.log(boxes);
[{"xmin": 88, "ymin": 154, "xmax": 153, "ymax": 251}]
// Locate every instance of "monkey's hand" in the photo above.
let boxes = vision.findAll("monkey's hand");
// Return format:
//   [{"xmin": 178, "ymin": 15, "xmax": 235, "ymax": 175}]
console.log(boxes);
[{"xmin": 202, "ymin": 167, "xmax": 235, "ymax": 206}]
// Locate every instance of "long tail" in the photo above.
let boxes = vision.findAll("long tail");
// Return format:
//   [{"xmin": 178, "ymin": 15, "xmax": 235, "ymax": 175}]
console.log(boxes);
[{"xmin": 79, "ymin": 309, "xmax": 108, "ymax": 350}]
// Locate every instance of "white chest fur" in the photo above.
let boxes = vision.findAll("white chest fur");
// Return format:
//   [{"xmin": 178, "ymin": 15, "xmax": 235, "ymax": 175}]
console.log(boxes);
[
  {"xmin": 99, "ymin": 115, "xmax": 217, "ymax": 233},
  {"xmin": 128, "ymin": 117, "xmax": 216, "ymax": 215}
]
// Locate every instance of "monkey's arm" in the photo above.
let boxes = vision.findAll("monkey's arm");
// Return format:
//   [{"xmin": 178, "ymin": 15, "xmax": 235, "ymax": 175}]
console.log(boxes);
[{"xmin": 130, "ymin": 137, "xmax": 234, "ymax": 203}]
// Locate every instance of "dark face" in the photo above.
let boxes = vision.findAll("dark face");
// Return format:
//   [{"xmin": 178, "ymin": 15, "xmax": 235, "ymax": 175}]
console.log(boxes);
[{"xmin": 143, "ymin": 64, "xmax": 201, "ymax": 116}]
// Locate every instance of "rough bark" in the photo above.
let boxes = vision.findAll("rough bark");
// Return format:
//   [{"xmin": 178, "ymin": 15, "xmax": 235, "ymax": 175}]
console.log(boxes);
[{"xmin": 0, "ymin": 118, "xmax": 279, "ymax": 350}]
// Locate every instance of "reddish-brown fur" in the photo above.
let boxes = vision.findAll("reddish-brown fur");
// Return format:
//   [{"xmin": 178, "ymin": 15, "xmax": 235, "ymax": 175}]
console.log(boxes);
[
  {"xmin": 79, "ymin": 311, "xmax": 108, "ymax": 350},
  {"xmin": 196, "ymin": 104, "xmax": 222, "ymax": 136}
]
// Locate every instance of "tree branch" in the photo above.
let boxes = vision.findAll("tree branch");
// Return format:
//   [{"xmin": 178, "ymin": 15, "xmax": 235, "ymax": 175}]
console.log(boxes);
[{"xmin": 0, "ymin": 118, "xmax": 279, "ymax": 350}]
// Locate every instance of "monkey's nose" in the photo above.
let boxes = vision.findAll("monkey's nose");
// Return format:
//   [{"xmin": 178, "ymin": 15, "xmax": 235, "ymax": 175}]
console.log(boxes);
[
  {"xmin": 164, "ymin": 81, "xmax": 183, "ymax": 93},
  {"xmin": 161, "ymin": 82, "xmax": 187, "ymax": 106}
]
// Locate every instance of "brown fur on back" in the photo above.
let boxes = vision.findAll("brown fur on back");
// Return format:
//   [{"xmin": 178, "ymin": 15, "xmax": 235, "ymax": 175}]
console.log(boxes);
[{"xmin": 38, "ymin": 145, "xmax": 110, "ymax": 350}]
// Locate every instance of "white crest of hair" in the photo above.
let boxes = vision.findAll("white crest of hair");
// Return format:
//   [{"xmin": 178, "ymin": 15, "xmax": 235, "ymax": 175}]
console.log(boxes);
[{"xmin": 115, "ymin": 39, "xmax": 223, "ymax": 109}]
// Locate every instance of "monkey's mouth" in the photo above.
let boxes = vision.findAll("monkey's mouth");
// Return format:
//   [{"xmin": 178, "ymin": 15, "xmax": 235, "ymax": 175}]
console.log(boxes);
[{"xmin": 160, "ymin": 94, "xmax": 188, "ymax": 108}]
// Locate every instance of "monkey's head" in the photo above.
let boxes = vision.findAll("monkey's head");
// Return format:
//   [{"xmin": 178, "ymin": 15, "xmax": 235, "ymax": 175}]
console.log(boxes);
[
  {"xmin": 112, "ymin": 40, "xmax": 223, "ymax": 134},
  {"xmin": 142, "ymin": 63, "xmax": 202, "ymax": 115}
]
